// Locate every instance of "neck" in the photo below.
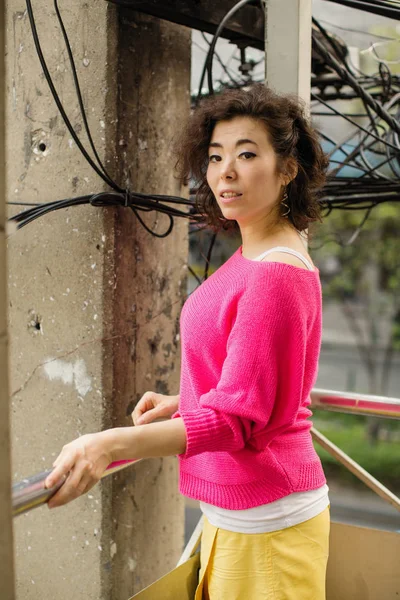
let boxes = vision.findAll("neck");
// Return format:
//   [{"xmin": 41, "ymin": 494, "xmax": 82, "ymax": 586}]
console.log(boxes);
[{"xmin": 239, "ymin": 217, "xmax": 299, "ymax": 258}]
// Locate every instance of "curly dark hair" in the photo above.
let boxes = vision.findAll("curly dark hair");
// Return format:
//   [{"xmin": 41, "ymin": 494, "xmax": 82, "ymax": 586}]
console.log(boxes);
[{"xmin": 174, "ymin": 84, "xmax": 329, "ymax": 233}]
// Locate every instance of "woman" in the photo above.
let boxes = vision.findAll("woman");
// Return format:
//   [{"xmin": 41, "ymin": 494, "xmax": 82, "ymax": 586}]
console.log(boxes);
[{"xmin": 45, "ymin": 84, "xmax": 330, "ymax": 599}]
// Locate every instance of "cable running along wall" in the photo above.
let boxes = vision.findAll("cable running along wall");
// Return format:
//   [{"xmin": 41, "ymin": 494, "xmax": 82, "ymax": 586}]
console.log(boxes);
[{"xmin": 9, "ymin": 1, "xmax": 400, "ymax": 278}]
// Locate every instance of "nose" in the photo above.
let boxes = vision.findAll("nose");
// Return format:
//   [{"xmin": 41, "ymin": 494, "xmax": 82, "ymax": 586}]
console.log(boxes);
[{"xmin": 220, "ymin": 158, "xmax": 237, "ymax": 181}]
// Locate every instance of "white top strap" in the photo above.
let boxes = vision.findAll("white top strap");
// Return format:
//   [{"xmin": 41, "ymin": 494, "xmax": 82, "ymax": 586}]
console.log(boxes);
[{"xmin": 254, "ymin": 246, "xmax": 315, "ymax": 271}]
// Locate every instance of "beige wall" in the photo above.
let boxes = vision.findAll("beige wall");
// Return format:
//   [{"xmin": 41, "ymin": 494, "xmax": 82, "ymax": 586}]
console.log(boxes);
[
  {"xmin": 7, "ymin": 2, "xmax": 188, "ymax": 598},
  {"xmin": 328, "ymin": 522, "xmax": 400, "ymax": 599}
]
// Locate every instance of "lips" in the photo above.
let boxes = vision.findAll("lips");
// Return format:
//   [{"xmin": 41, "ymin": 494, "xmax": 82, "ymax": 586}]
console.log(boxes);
[{"xmin": 219, "ymin": 190, "xmax": 243, "ymax": 204}]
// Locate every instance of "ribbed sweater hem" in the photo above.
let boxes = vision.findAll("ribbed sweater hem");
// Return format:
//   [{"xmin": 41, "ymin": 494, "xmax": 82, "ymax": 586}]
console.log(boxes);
[{"xmin": 179, "ymin": 470, "xmax": 327, "ymax": 510}]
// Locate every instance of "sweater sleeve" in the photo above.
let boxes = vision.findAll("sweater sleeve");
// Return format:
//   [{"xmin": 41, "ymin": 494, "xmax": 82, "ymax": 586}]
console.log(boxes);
[{"xmin": 176, "ymin": 269, "xmax": 312, "ymax": 459}]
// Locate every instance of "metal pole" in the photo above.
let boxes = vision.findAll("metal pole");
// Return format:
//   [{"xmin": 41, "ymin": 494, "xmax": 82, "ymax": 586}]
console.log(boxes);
[
  {"xmin": 12, "ymin": 387, "xmax": 400, "ymax": 517},
  {"xmin": 311, "ymin": 427, "xmax": 400, "ymax": 512},
  {"xmin": 311, "ymin": 388, "xmax": 400, "ymax": 419},
  {"xmin": 13, "ymin": 459, "xmax": 140, "ymax": 517}
]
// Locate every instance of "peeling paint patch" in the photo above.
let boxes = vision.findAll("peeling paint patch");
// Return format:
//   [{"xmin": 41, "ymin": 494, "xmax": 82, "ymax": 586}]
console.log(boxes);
[
  {"xmin": 110, "ymin": 542, "xmax": 117, "ymax": 558},
  {"xmin": 43, "ymin": 358, "xmax": 92, "ymax": 397},
  {"xmin": 128, "ymin": 557, "xmax": 136, "ymax": 572}
]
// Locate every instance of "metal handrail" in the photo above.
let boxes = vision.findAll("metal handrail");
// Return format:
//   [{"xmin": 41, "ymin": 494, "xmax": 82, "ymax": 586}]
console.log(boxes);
[
  {"xmin": 12, "ymin": 459, "xmax": 140, "ymax": 517},
  {"xmin": 310, "ymin": 388, "xmax": 400, "ymax": 419},
  {"xmin": 311, "ymin": 427, "xmax": 400, "ymax": 512},
  {"xmin": 12, "ymin": 388, "xmax": 400, "ymax": 517}
]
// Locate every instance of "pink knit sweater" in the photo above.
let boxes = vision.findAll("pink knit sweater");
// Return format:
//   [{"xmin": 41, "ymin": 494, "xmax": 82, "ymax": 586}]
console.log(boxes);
[{"xmin": 173, "ymin": 246, "xmax": 326, "ymax": 510}]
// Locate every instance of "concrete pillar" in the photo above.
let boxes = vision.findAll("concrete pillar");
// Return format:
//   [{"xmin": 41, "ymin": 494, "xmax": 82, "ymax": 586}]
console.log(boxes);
[
  {"xmin": 6, "ymin": 2, "xmax": 188, "ymax": 598},
  {"xmin": 110, "ymin": 9, "xmax": 189, "ymax": 597},
  {"xmin": 0, "ymin": 2, "xmax": 16, "ymax": 598},
  {"xmin": 265, "ymin": 0, "xmax": 312, "ymax": 100}
]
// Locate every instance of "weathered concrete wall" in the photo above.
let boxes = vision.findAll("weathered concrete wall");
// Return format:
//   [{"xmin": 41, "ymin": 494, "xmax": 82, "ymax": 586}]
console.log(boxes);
[
  {"xmin": 6, "ymin": 2, "xmax": 188, "ymax": 598},
  {"xmin": 109, "ymin": 11, "xmax": 189, "ymax": 596},
  {"xmin": 7, "ymin": 3, "xmax": 119, "ymax": 598},
  {"xmin": 1, "ymin": 2, "xmax": 16, "ymax": 597}
]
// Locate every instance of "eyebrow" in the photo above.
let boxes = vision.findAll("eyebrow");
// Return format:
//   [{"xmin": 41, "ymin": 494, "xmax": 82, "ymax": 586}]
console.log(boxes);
[{"xmin": 208, "ymin": 138, "xmax": 259, "ymax": 149}]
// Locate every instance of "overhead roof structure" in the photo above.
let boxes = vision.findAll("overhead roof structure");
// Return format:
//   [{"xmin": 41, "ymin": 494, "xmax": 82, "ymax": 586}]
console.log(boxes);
[{"xmin": 106, "ymin": 0, "xmax": 265, "ymax": 50}]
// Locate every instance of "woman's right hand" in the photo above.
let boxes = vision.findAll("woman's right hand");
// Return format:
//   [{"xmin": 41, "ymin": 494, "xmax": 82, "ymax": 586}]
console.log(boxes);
[{"xmin": 131, "ymin": 391, "xmax": 179, "ymax": 426}]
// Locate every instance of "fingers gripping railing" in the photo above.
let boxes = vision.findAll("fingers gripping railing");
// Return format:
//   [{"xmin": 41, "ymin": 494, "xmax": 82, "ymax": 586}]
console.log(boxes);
[
  {"xmin": 12, "ymin": 388, "xmax": 400, "ymax": 517},
  {"xmin": 12, "ymin": 459, "xmax": 141, "ymax": 517}
]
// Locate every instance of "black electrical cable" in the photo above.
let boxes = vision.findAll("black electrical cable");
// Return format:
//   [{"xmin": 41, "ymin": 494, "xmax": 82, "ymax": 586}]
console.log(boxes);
[
  {"xmin": 378, "ymin": 62, "xmax": 392, "ymax": 103},
  {"xmin": 9, "ymin": 191, "xmax": 202, "ymax": 234},
  {"xmin": 19, "ymin": 0, "xmax": 216, "ymax": 239},
  {"xmin": 312, "ymin": 111, "xmax": 370, "ymax": 117},
  {"xmin": 359, "ymin": 145, "xmax": 392, "ymax": 180},
  {"xmin": 203, "ymin": 232, "xmax": 218, "ymax": 281},
  {"xmin": 190, "ymin": 7, "xmax": 400, "ymax": 262},
  {"xmin": 312, "ymin": 17, "xmax": 380, "ymax": 81},
  {"xmin": 333, "ymin": 118, "xmax": 400, "ymax": 181},
  {"xmin": 200, "ymin": 32, "xmax": 241, "ymax": 86},
  {"xmin": 14, "ymin": 0, "xmax": 400, "ymax": 258},
  {"xmin": 384, "ymin": 128, "xmax": 400, "ymax": 179},
  {"xmin": 326, "ymin": 109, "xmax": 390, "ymax": 182},
  {"xmin": 206, "ymin": 0, "xmax": 258, "ymax": 96},
  {"xmin": 195, "ymin": 0, "xmax": 259, "ymax": 101},
  {"xmin": 317, "ymin": 18, "xmax": 400, "ymax": 41},
  {"xmin": 322, "ymin": 0, "xmax": 400, "ymax": 21},
  {"xmin": 311, "ymin": 93, "xmax": 400, "ymax": 153},
  {"xmin": 318, "ymin": 130, "xmax": 373, "ymax": 175},
  {"xmin": 312, "ymin": 31, "xmax": 400, "ymax": 136},
  {"xmin": 328, "ymin": 159, "xmax": 370, "ymax": 174},
  {"xmin": 53, "ymin": 0, "xmax": 118, "ymax": 188},
  {"xmin": 313, "ymin": 18, "xmax": 349, "ymax": 67},
  {"xmin": 25, "ymin": 0, "xmax": 122, "ymax": 192},
  {"xmin": 188, "ymin": 265, "xmax": 202, "ymax": 286}
]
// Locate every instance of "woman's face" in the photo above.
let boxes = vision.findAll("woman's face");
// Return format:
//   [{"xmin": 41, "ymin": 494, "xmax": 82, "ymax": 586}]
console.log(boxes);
[{"xmin": 206, "ymin": 116, "xmax": 286, "ymax": 226}]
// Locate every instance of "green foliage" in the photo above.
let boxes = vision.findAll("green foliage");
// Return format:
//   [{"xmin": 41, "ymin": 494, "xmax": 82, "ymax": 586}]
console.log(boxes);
[
  {"xmin": 313, "ymin": 408, "xmax": 400, "ymax": 433},
  {"xmin": 311, "ymin": 204, "xmax": 400, "ymax": 298},
  {"xmin": 393, "ymin": 313, "xmax": 400, "ymax": 351},
  {"xmin": 310, "ymin": 203, "xmax": 400, "ymax": 352},
  {"xmin": 313, "ymin": 414, "xmax": 400, "ymax": 490},
  {"xmin": 368, "ymin": 26, "xmax": 400, "ymax": 76}
]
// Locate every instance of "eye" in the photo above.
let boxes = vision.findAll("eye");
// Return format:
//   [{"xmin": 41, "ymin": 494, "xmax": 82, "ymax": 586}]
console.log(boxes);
[
  {"xmin": 208, "ymin": 154, "xmax": 221, "ymax": 163},
  {"xmin": 239, "ymin": 152, "xmax": 256, "ymax": 159}
]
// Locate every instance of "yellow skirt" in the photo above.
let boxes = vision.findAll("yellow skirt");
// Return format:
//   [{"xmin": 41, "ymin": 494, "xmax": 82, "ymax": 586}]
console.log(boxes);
[{"xmin": 195, "ymin": 506, "xmax": 330, "ymax": 600}]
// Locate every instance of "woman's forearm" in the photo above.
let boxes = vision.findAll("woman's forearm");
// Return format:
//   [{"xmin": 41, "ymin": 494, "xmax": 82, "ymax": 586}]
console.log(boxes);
[
  {"xmin": 44, "ymin": 415, "xmax": 186, "ymax": 508},
  {"xmin": 104, "ymin": 417, "xmax": 187, "ymax": 461}
]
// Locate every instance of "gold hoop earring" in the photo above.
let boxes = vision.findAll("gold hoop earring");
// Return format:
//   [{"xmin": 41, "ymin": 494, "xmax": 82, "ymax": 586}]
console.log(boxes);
[{"xmin": 281, "ymin": 188, "xmax": 290, "ymax": 217}]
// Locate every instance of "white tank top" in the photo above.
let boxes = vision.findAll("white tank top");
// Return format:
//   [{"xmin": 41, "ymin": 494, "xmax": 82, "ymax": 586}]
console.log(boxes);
[
  {"xmin": 254, "ymin": 245, "xmax": 315, "ymax": 271},
  {"xmin": 199, "ymin": 243, "xmax": 329, "ymax": 533}
]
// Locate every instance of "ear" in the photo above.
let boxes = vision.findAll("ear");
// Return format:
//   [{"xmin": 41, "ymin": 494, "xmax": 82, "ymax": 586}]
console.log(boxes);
[
  {"xmin": 278, "ymin": 158, "xmax": 298, "ymax": 187},
  {"xmin": 284, "ymin": 158, "xmax": 298, "ymax": 184}
]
